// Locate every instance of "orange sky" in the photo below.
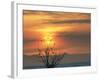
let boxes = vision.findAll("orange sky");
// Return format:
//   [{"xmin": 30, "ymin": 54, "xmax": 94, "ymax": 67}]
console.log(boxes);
[{"xmin": 23, "ymin": 10, "xmax": 91, "ymax": 56}]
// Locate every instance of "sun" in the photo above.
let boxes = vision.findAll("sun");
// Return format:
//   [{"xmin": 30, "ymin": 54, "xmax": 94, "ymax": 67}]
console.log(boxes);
[
  {"xmin": 36, "ymin": 27, "xmax": 58, "ymax": 48},
  {"xmin": 43, "ymin": 32, "xmax": 54, "ymax": 47}
]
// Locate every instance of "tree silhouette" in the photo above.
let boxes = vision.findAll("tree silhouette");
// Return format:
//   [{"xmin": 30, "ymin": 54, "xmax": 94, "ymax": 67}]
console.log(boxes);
[{"xmin": 37, "ymin": 45, "xmax": 66, "ymax": 68}]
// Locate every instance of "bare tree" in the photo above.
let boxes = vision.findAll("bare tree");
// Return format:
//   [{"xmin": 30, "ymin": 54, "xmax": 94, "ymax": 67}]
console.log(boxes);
[{"xmin": 37, "ymin": 47, "xmax": 66, "ymax": 68}]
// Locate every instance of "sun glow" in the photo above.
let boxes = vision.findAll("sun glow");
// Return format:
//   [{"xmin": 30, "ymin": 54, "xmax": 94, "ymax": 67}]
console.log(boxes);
[
  {"xmin": 36, "ymin": 27, "xmax": 64, "ymax": 33},
  {"xmin": 43, "ymin": 32, "xmax": 55, "ymax": 47},
  {"xmin": 35, "ymin": 27, "xmax": 58, "ymax": 47}
]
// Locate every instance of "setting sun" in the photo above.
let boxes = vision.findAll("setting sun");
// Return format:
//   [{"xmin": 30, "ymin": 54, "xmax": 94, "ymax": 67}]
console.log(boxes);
[{"xmin": 43, "ymin": 32, "xmax": 54, "ymax": 47}]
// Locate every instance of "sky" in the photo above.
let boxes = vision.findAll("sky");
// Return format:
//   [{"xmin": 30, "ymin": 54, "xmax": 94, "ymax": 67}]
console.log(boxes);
[{"xmin": 23, "ymin": 10, "xmax": 91, "ymax": 56}]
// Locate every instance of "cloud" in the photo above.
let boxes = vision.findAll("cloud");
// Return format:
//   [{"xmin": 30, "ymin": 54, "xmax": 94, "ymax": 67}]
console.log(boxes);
[{"xmin": 44, "ymin": 19, "xmax": 90, "ymax": 25}]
